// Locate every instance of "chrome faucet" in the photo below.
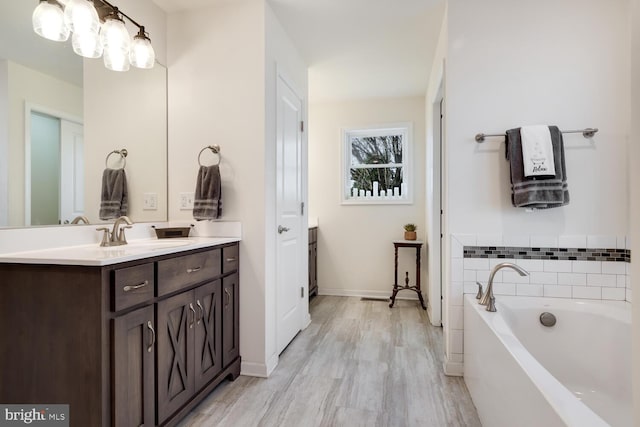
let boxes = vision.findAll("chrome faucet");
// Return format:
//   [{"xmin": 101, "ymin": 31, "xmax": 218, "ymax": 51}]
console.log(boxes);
[
  {"xmin": 70, "ymin": 215, "xmax": 90, "ymax": 224},
  {"xmin": 478, "ymin": 262, "xmax": 529, "ymax": 312},
  {"xmin": 96, "ymin": 216, "xmax": 133, "ymax": 247}
]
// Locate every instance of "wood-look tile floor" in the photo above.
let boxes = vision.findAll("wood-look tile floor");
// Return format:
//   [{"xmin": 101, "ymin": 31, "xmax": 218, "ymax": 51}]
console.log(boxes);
[{"xmin": 177, "ymin": 296, "xmax": 481, "ymax": 427}]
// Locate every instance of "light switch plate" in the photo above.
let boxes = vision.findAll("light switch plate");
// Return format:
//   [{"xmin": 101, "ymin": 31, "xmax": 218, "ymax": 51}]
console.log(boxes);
[
  {"xmin": 143, "ymin": 192, "xmax": 157, "ymax": 210},
  {"xmin": 180, "ymin": 192, "xmax": 194, "ymax": 210}
]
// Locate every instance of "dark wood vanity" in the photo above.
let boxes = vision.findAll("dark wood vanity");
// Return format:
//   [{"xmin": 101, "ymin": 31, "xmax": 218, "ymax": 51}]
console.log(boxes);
[
  {"xmin": 308, "ymin": 227, "xmax": 318, "ymax": 298},
  {"xmin": 0, "ymin": 241, "xmax": 240, "ymax": 427}
]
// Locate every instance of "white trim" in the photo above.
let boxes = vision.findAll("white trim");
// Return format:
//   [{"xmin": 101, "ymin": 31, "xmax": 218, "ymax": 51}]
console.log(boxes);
[
  {"xmin": 443, "ymin": 359, "xmax": 464, "ymax": 377},
  {"xmin": 23, "ymin": 102, "xmax": 82, "ymax": 226},
  {"xmin": 319, "ymin": 287, "xmax": 421, "ymax": 301},
  {"xmin": 340, "ymin": 122, "xmax": 413, "ymax": 205},
  {"xmin": 240, "ymin": 360, "xmax": 273, "ymax": 378}
]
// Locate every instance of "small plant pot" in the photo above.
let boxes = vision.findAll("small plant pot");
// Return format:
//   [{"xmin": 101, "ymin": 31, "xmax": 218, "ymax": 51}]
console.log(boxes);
[{"xmin": 404, "ymin": 231, "xmax": 416, "ymax": 240}]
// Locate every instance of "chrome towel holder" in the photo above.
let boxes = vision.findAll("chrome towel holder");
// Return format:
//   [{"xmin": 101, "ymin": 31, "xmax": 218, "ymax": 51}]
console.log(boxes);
[
  {"xmin": 198, "ymin": 144, "xmax": 221, "ymax": 166},
  {"xmin": 475, "ymin": 127, "xmax": 598, "ymax": 143},
  {"xmin": 105, "ymin": 148, "xmax": 128, "ymax": 169}
]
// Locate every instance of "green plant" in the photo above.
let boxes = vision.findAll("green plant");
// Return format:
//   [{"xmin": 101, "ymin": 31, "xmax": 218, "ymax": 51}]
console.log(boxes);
[{"xmin": 404, "ymin": 223, "xmax": 417, "ymax": 232}]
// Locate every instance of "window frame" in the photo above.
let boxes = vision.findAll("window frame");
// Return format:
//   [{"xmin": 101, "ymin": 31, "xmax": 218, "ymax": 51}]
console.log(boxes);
[{"xmin": 341, "ymin": 122, "xmax": 413, "ymax": 205}]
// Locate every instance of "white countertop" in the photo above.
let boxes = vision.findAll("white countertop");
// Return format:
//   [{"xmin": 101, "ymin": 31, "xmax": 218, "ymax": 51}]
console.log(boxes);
[{"xmin": 0, "ymin": 237, "xmax": 240, "ymax": 267}]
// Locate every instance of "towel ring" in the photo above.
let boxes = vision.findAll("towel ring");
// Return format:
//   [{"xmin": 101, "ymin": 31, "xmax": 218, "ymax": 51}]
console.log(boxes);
[
  {"xmin": 198, "ymin": 145, "xmax": 221, "ymax": 167},
  {"xmin": 105, "ymin": 149, "xmax": 128, "ymax": 169}
]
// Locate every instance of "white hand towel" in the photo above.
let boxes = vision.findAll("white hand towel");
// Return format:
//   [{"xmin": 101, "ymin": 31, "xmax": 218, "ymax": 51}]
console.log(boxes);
[{"xmin": 520, "ymin": 125, "xmax": 556, "ymax": 177}]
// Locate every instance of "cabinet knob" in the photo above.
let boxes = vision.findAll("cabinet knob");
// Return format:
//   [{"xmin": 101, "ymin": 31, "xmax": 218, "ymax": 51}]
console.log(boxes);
[{"xmin": 224, "ymin": 289, "xmax": 231, "ymax": 307}]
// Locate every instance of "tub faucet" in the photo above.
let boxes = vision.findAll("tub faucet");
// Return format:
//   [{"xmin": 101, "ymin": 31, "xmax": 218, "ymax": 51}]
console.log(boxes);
[
  {"xmin": 96, "ymin": 216, "xmax": 133, "ymax": 247},
  {"xmin": 479, "ymin": 262, "xmax": 529, "ymax": 312}
]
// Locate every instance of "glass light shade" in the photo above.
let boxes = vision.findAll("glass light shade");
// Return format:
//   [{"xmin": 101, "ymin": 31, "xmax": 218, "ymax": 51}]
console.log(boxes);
[
  {"xmin": 104, "ymin": 46, "xmax": 130, "ymax": 72},
  {"xmin": 130, "ymin": 35, "xmax": 155, "ymax": 69},
  {"xmin": 100, "ymin": 16, "xmax": 131, "ymax": 50},
  {"xmin": 64, "ymin": 0, "xmax": 100, "ymax": 34},
  {"xmin": 57, "ymin": 0, "xmax": 70, "ymax": 4},
  {"xmin": 72, "ymin": 31, "xmax": 103, "ymax": 58},
  {"xmin": 32, "ymin": 1, "xmax": 69, "ymax": 42}
]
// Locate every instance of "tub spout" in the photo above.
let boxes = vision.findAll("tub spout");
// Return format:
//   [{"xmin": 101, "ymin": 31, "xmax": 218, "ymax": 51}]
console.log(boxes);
[{"xmin": 479, "ymin": 262, "xmax": 529, "ymax": 311}]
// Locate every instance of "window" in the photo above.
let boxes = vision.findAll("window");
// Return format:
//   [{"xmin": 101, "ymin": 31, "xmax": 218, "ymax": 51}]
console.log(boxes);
[{"xmin": 342, "ymin": 123, "xmax": 412, "ymax": 204}]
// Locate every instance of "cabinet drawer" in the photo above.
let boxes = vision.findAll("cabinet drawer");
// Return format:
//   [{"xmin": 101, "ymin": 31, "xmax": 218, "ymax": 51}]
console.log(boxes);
[
  {"xmin": 157, "ymin": 249, "xmax": 221, "ymax": 297},
  {"xmin": 222, "ymin": 244, "xmax": 239, "ymax": 274},
  {"xmin": 309, "ymin": 227, "xmax": 317, "ymax": 244},
  {"xmin": 113, "ymin": 263, "xmax": 155, "ymax": 312}
]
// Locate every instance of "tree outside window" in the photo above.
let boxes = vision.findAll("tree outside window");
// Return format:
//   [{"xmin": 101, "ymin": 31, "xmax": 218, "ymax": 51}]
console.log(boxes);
[{"xmin": 342, "ymin": 124, "xmax": 412, "ymax": 204}]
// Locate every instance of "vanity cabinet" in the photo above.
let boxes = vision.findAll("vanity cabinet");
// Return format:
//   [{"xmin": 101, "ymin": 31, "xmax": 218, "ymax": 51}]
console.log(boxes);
[
  {"xmin": 308, "ymin": 227, "xmax": 318, "ymax": 298},
  {"xmin": 156, "ymin": 279, "xmax": 223, "ymax": 425},
  {"xmin": 0, "ymin": 241, "xmax": 241, "ymax": 427},
  {"xmin": 112, "ymin": 305, "xmax": 155, "ymax": 427}
]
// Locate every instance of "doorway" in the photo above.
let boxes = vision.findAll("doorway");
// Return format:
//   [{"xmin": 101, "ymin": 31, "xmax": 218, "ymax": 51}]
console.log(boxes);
[{"xmin": 25, "ymin": 104, "xmax": 84, "ymax": 226}]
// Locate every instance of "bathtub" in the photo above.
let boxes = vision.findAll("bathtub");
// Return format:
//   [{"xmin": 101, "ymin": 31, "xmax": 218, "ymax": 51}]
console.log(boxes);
[{"xmin": 463, "ymin": 294, "xmax": 631, "ymax": 427}]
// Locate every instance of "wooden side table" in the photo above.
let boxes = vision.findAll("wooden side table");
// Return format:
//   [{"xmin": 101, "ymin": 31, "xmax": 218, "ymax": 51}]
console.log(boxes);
[{"xmin": 389, "ymin": 240, "xmax": 426, "ymax": 310}]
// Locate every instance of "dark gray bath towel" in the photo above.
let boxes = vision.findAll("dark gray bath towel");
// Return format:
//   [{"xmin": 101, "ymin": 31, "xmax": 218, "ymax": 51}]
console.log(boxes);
[
  {"xmin": 99, "ymin": 168, "xmax": 129, "ymax": 220},
  {"xmin": 505, "ymin": 126, "xmax": 569, "ymax": 209},
  {"xmin": 193, "ymin": 165, "xmax": 222, "ymax": 220}
]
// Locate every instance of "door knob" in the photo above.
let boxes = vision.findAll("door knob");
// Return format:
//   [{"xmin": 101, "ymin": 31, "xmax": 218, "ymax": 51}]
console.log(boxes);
[{"xmin": 278, "ymin": 225, "xmax": 290, "ymax": 234}]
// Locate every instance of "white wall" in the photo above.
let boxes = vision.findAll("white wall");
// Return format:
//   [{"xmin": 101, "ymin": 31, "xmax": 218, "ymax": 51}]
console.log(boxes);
[
  {"xmin": 84, "ymin": 61, "xmax": 167, "ymax": 224},
  {"xmin": 6, "ymin": 61, "xmax": 83, "ymax": 227},
  {"xmin": 309, "ymin": 97, "xmax": 426, "ymax": 298},
  {"xmin": 442, "ymin": 0, "xmax": 630, "ymax": 374},
  {"xmin": 265, "ymin": 3, "xmax": 309, "ymax": 372},
  {"xmin": 168, "ymin": 0, "xmax": 271, "ymax": 376},
  {"xmin": 630, "ymin": 0, "xmax": 640, "ymax": 422}
]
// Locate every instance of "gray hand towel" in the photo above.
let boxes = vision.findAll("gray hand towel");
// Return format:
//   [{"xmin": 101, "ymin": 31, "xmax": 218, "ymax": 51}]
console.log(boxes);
[
  {"xmin": 193, "ymin": 165, "xmax": 222, "ymax": 220},
  {"xmin": 505, "ymin": 125, "xmax": 569, "ymax": 209},
  {"xmin": 99, "ymin": 168, "xmax": 129, "ymax": 220}
]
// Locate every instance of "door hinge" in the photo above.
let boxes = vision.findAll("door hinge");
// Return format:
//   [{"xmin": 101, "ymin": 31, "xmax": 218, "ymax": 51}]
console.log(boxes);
[
  {"xmin": 301, "ymin": 202, "xmax": 305, "ymax": 215},
  {"xmin": 300, "ymin": 121, "xmax": 304, "ymax": 132},
  {"xmin": 301, "ymin": 287, "xmax": 304, "ymax": 298}
]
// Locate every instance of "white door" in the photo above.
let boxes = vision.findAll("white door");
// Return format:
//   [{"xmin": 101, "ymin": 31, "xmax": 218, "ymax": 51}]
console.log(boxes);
[
  {"xmin": 59, "ymin": 120, "xmax": 84, "ymax": 223},
  {"xmin": 276, "ymin": 73, "xmax": 304, "ymax": 354}
]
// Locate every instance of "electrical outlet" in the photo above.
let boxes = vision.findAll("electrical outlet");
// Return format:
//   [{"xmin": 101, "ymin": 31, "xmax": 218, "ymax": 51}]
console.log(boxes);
[
  {"xmin": 143, "ymin": 192, "xmax": 158, "ymax": 210},
  {"xmin": 180, "ymin": 192, "xmax": 194, "ymax": 210}
]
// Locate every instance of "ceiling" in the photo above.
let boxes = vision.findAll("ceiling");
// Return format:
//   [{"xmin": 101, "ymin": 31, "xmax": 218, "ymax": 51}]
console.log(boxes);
[
  {"xmin": 0, "ymin": 0, "xmax": 83, "ymax": 87},
  {"xmin": 154, "ymin": 0, "xmax": 445, "ymax": 102}
]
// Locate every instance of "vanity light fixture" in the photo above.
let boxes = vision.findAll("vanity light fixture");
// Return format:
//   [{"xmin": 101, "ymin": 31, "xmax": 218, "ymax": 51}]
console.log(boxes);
[{"xmin": 32, "ymin": 0, "xmax": 156, "ymax": 71}]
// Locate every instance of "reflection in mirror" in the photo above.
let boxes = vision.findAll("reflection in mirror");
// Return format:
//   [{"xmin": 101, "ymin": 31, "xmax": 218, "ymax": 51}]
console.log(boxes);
[{"xmin": 0, "ymin": 0, "xmax": 167, "ymax": 228}]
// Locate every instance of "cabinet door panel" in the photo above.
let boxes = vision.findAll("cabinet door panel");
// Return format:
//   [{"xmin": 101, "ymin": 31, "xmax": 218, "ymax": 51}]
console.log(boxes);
[
  {"xmin": 112, "ymin": 305, "xmax": 155, "ymax": 427},
  {"xmin": 222, "ymin": 273, "xmax": 240, "ymax": 366},
  {"xmin": 194, "ymin": 280, "xmax": 223, "ymax": 391},
  {"xmin": 157, "ymin": 291, "xmax": 195, "ymax": 424}
]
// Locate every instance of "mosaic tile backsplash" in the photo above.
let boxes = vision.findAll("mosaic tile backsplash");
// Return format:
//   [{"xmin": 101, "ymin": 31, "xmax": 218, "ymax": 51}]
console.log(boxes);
[{"xmin": 463, "ymin": 246, "xmax": 631, "ymax": 262}]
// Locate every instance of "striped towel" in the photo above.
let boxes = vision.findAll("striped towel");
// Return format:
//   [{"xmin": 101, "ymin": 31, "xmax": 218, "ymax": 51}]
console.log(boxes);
[
  {"xmin": 505, "ymin": 126, "xmax": 569, "ymax": 209},
  {"xmin": 99, "ymin": 168, "xmax": 128, "ymax": 220},
  {"xmin": 193, "ymin": 165, "xmax": 222, "ymax": 220}
]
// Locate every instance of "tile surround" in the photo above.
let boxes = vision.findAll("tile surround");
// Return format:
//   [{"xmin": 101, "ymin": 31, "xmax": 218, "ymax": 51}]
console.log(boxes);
[{"xmin": 444, "ymin": 233, "xmax": 632, "ymax": 375}]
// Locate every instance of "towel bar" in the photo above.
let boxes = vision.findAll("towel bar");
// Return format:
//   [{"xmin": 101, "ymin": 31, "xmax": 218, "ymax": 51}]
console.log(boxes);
[{"xmin": 475, "ymin": 127, "xmax": 598, "ymax": 143}]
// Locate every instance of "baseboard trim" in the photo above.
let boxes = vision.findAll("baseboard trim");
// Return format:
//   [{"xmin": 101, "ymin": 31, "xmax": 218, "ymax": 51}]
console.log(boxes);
[
  {"xmin": 318, "ymin": 288, "xmax": 420, "ymax": 300},
  {"xmin": 241, "ymin": 359, "xmax": 274, "ymax": 378},
  {"xmin": 443, "ymin": 358, "xmax": 464, "ymax": 377}
]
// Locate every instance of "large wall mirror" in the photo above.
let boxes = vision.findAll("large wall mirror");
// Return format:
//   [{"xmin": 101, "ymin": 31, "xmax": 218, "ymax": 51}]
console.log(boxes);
[{"xmin": 0, "ymin": 0, "xmax": 167, "ymax": 228}]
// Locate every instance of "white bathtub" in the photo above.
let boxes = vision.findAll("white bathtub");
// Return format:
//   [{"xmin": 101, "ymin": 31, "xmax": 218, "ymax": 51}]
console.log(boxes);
[{"xmin": 463, "ymin": 294, "xmax": 631, "ymax": 427}]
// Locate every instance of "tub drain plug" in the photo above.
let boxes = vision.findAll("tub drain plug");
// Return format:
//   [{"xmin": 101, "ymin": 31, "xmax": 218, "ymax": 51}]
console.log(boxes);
[{"xmin": 539, "ymin": 312, "xmax": 557, "ymax": 327}]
